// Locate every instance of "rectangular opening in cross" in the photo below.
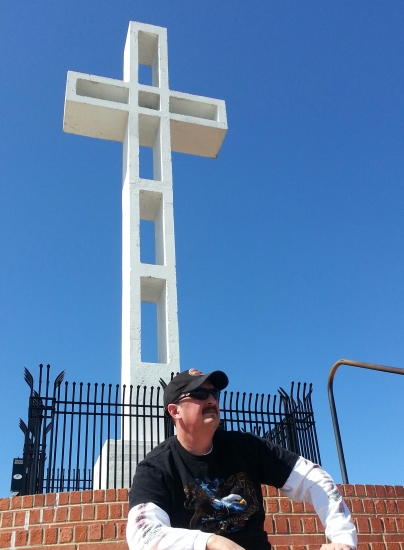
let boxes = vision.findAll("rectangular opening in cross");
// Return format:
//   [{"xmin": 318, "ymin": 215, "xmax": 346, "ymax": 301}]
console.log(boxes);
[
  {"xmin": 139, "ymin": 115, "xmax": 162, "ymax": 181},
  {"xmin": 139, "ymin": 91, "xmax": 160, "ymax": 111},
  {"xmin": 169, "ymin": 96, "xmax": 217, "ymax": 121},
  {"xmin": 140, "ymin": 190, "xmax": 164, "ymax": 266},
  {"xmin": 138, "ymin": 31, "xmax": 159, "ymax": 87},
  {"xmin": 139, "ymin": 146, "xmax": 154, "ymax": 180},
  {"xmin": 76, "ymin": 79, "xmax": 129, "ymax": 104},
  {"xmin": 141, "ymin": 302, "xmax": 158, "ymax": 363},
  {"xmin": 138, "ymin": 31, "xmax": 158, "ymax": 65},
  {"xmin": 138, "ymin": 65, "xmax": 153, "ymax": 86},
  {"xmin": 140, "ymin": 220, "xmax": 156, "ymax": 264},
  {"xmin": 140, "ymin": 277, "xmax": 167, "ymax": 364},
  {"xmin": 139, "ymin": 114, "xmax": 159, "ymax": 148}
]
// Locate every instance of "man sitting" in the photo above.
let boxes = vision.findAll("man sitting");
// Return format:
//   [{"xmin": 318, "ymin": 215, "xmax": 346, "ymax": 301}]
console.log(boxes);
[{"xmin": 127, "ymin": 369, "xmax": 357, "ymax": 550}]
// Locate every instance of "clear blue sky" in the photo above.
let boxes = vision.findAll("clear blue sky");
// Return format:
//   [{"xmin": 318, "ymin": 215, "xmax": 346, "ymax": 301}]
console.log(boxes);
[{"xmin": 0, "ymin": 1, "xmax": 403, "ymax": 496}]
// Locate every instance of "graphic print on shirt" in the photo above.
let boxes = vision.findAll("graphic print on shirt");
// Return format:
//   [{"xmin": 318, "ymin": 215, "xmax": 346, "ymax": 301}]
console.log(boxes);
[{"xmin": 183, "ymin": 472, "xmax": 259, "ymax": 534}]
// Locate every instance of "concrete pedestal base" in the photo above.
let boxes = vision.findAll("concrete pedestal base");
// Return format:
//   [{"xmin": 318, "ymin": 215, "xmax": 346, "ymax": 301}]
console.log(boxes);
[{"xmin": 93, "ymin": 439, "xmax": 154, "ymax": 489}]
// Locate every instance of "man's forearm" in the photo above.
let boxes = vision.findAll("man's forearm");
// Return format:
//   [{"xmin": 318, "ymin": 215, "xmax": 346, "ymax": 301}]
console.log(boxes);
[
  {"xmin": 127, "ymin": 502, "xmax": 211, "ymax": 550},
  {"xmin": 281, "ymin": 457, "xmax": 357, "ymax": 548}
]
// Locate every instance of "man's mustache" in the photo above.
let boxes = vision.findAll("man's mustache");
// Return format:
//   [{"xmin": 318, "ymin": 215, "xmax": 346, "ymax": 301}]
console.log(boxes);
[{"xmin": 202, "ymin": 405, "xmax": 218, "ymax": 414}]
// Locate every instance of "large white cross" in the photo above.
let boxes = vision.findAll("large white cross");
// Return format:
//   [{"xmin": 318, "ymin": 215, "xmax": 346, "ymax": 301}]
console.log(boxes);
[{"xmin": 63, "ymin": 21, "xmax": 227, "ymax": 392}]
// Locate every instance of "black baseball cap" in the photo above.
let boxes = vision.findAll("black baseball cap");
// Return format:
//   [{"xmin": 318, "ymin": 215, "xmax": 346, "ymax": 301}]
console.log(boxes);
[{"xmin": 164, "ymin": 369, "xmax": 229, "ymax": 410}]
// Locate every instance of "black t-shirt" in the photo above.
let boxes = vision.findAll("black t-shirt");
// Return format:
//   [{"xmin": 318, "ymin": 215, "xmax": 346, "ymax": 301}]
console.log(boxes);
[{"xmin": 129, "ymin": 430, "xmax": 299, "ymax": 550}]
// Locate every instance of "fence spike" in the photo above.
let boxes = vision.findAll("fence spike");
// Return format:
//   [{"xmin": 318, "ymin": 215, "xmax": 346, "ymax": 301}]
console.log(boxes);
[
  {"xmin": 24, "ymin": 368, "xmax": 34, "ymax": 392},
  {"xmin": 19, "ymin": 419, "xmax": 28, "ymax": 434},
  {"xmin": 54, "ymin": 370, "xmax": 65, "ymax": 391}
]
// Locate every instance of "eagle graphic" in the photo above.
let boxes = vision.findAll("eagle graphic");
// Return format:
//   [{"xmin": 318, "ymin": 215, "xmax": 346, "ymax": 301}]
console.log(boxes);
[{"xmin": 184, "ymin": 473, "xmax": 259, "ymax": 534}]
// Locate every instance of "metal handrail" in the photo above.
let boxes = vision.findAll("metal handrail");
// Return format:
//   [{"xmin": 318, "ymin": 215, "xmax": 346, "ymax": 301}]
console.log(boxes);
[{"xmin": 328, "ymin": 359, "xmax": 404, "ymax": 484}]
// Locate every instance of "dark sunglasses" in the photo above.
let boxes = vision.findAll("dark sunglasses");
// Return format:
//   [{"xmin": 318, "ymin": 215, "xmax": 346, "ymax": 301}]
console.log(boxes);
[{"xmin": 176, "ymin": 388, "xmax": 221, "ymax": 403}]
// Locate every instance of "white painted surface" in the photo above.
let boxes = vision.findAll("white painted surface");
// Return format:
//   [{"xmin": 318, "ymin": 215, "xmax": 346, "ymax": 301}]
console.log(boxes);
[
  {"xmin": 93, "ymin": 440, "xmax": 154, "ymax": 489},
  {"xmin": 63, "ymin": 21, "xmax": 227, "ymax": 392}
]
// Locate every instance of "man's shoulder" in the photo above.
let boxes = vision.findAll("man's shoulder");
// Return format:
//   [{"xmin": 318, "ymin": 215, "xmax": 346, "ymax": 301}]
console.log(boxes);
[
  {"xmin": 140, "ymin": 435, "xmax": 176, "ymax": 465},
  {"xmin": 129, "ymin": 437, "xmax": 178, "ymax": 510}
]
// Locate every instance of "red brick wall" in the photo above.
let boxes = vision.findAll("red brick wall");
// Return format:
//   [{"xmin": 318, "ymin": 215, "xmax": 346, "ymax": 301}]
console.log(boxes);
[
  {"xmin": 0, "ymin": 485, "xmax": 403, "ymax": 549},
  {"xmin": 264, "ymin": 484, "xmax": 404, "ymax": 550}
]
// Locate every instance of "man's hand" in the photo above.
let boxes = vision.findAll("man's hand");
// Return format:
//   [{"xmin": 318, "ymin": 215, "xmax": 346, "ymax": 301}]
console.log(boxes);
[
  {"xmin": 206, "ymin": 534, "xmax": 246, "ymax": 550},
  {"xmin": 320, "ymin": 544, "xmax": 356, "ymax": 550}
]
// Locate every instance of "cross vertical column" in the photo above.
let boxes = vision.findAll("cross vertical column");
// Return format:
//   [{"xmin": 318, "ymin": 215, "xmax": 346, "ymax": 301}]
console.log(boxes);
[
  {"xmin": 63, "ymin": 19, "xmax": 227, "ymax": 482},
  {"xmin": 121, "ymin": 23, "xmax": 178, "ymax": 392}
]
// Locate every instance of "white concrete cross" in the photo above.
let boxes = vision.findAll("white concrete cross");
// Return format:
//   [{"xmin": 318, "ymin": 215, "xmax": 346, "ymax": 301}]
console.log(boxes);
[{"xmin": 63, "ymin": 21, "xmax": 227, "ymax": 392}]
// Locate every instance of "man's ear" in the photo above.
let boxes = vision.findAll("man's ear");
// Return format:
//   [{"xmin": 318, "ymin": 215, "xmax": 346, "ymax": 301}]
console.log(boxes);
[{"xmin": 167, "ymin": 403, "xmax": 180, "ymax": 419}]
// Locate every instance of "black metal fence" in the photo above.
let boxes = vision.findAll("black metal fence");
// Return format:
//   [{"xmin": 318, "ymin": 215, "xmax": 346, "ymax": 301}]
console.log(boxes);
[{"xmin": 16, "ymin": 365, "xmax": 321, "ymax": 495}]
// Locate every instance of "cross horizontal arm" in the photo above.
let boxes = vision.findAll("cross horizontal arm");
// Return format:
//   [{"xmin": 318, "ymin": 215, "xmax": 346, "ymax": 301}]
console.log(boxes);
[
  {"xmin": 64, "ymin": 69, "xmax": 227, "ymax": 157},
  {"xmin": 64, "ymin": 72, "xmax": 129, "ymax": 142},
  {"xmin": 168, "ymin": 90, "xmax": 227, "ymax": 158}
]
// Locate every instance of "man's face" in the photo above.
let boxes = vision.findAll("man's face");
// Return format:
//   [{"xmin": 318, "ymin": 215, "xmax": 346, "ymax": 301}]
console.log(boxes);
[{"xmin": 171, "ymin": 380, "xmax": 221, "ymax": 433}]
